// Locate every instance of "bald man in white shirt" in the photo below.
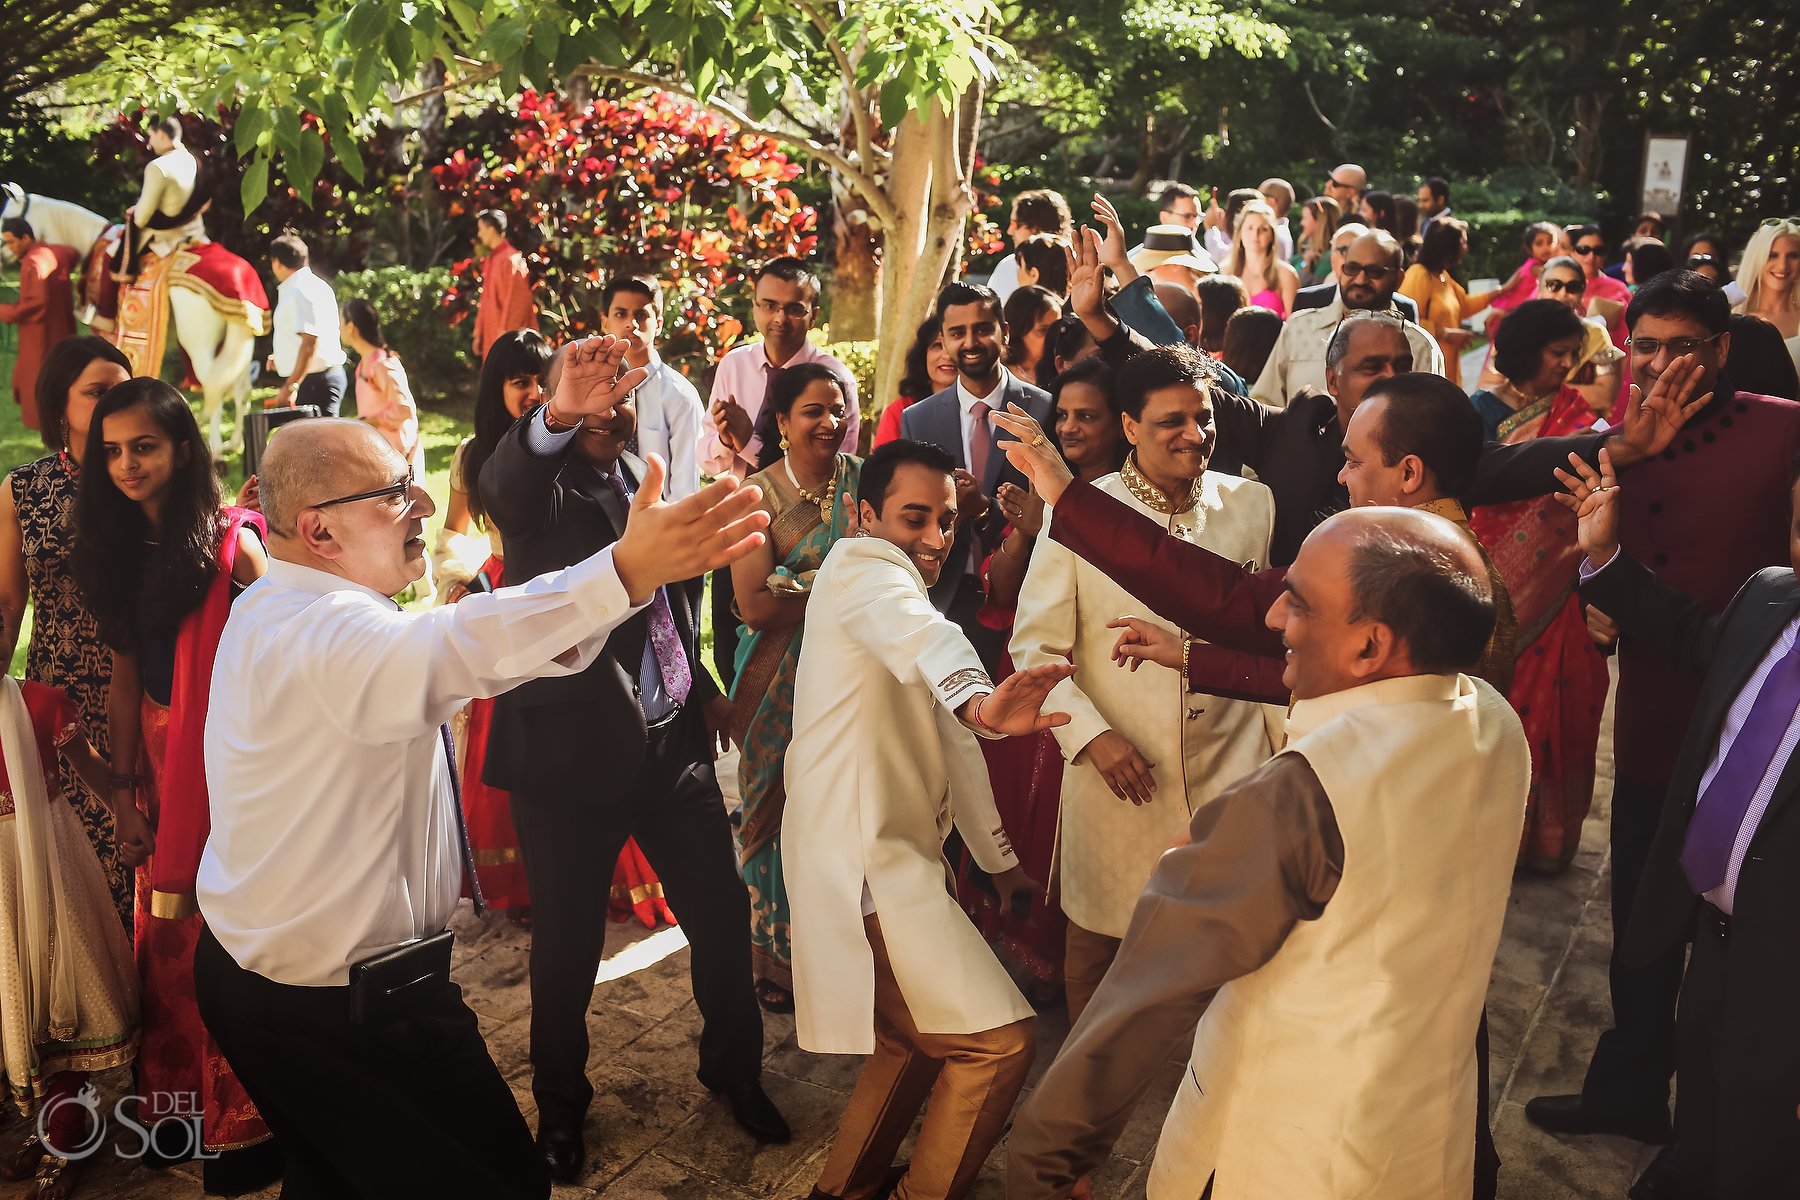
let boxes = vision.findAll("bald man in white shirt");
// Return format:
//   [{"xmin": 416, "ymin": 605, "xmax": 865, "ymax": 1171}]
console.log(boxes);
[{"xmin": 191, "ymin": 337, "xmax": 770, "ymax": 1200}]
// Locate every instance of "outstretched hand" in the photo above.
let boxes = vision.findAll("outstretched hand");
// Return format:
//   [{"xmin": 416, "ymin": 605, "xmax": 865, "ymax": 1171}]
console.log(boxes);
[
  {"xmin": 1609, "ymin": 353, "xmax": 1708, "ymax": 466},
  {"xmin": 992, "ymin": 404, "xmax": 1075, "ymax": 507},
  {"xmin": 547, "ymin": 335, "xmax": 651, "ymax": 424},
  {"xmin": 1551, "ymin": 446, "xmax": 1622, "ymax": 566},
  {"xmin": 971, "ymin": 663, "xmax": 1075, "ymax": 737},
  {"xmin": 1107, "ymin": 616, "xmax": 1184, "ymax": 672},
  {"xmin": 1089, "ymin": 194, "xmax": 1136, "ymax": 280},
  {"xmin": 1064, "ymin": 226, "xmax": 1112, "ymax": 326},
  {"xmin": 614, "ymin": 455, "xmax": 769, "ymax": 603}
]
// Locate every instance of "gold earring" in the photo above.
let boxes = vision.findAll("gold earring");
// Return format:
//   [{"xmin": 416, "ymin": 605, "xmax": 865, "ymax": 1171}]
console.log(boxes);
[{"xmin": 780, "ymin": 433, "xmax": 790, "ymax": 451}]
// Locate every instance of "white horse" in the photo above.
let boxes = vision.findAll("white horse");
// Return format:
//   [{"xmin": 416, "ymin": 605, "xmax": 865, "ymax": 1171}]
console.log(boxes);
[{"xmin": 2, "ymin": 183, "xmax": 259, "ymax": 456}]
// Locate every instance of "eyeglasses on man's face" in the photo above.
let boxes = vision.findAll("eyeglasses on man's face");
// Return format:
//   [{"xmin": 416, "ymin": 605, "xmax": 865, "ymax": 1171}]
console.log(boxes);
[
  {"xmin": 755, "ymin": 298, "xmax": 813, "ymax": 320},
  {"xmin": 1340, "ymin": 260, "xmax": 1395, "ymax": 281},
  {"xmin": 311, "ymin": 467, "xmax": 420, "ymax": 515},
  {"xmin": 1625, "ymin": 333, "xmax": 1724, "ymax": 358}
]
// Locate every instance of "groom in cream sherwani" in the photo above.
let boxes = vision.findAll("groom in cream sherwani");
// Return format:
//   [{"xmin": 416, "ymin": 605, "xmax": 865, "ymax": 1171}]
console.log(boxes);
[
  {"xmin": 784, "ymin": 439, "xmax": 1074, "ymax": 1200},
  {"xmin": 1011, "ymin": 344, "xmax": 1280, "ymax": 1024}
]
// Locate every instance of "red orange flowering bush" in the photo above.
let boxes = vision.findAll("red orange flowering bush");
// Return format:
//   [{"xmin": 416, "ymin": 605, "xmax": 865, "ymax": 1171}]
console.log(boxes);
[{"xmin": 433, "ymin": 89, "xmax": 819, "ymax": 378}]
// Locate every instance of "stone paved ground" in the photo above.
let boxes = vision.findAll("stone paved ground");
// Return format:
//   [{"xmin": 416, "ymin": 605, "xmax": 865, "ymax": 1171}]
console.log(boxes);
[{"xmin": 9, "ymin": 678, "xmax": 1660, "ymax": 1200}]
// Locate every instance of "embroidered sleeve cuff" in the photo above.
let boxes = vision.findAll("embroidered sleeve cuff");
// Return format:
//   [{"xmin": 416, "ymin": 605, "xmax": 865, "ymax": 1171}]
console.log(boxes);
[{"xmin": 936, "ymin": 667, "xmax": 996, "ymax": 725}]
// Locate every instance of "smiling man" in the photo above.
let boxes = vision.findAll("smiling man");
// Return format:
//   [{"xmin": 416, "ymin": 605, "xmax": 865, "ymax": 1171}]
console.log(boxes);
[
  {"xmin": 901, "ymin": 281, "xmax": 1055, "ymax": 669},
  {"xmin": 784, "ymin": 438, "xmax": 1074, "ymax": 1200},
  {"xmin": 192, "ymin": 335, "xmax": 773, "ymax": 1200},
  {"xmin": 1010, "ymin": 345, "xmax": 1278, "ymax": 1025},
  {"xmin": 480, "ymin": 340, "xmax": 792, "ymax": 1178},
  {"xmin": 1008, "ymin": 505, "xmax": 1530, "ymax": 1200}
]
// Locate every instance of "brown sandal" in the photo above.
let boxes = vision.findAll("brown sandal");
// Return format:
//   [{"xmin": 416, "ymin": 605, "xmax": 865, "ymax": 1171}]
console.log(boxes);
[
  {"xmin": 0, "ymin": 1133, "xmax": 47, "ymax": 1181},
  {"xmin": 32, "ymin": 1153, "xmax": 81, "ymax": 1200}
]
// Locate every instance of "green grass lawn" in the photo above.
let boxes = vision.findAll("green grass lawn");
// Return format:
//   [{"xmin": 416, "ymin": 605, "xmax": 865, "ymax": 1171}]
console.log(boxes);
[{"xmin": 0, "ymin": 289, "xmax": 715, "ymax": 675}]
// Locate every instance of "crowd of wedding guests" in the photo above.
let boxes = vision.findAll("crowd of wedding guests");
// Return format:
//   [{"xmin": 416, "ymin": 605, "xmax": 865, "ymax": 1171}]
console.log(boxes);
[{"xmin": 0, "ymin": 160, "xmax": 1797, "ymax": 1200}]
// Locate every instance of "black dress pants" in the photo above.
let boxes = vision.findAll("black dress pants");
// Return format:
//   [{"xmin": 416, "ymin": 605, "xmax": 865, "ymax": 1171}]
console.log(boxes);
[
  {"xmin": 1581, "ymin": 774, "xmax": 1683, "ymax": 1110},
  {"xmin": 192, "ymin": 927, "xmax": 547, "ymax": 1200},
  {"xmin": 296, "ymin": 364, "xmax": 347, "ymax": 417},
  {"xmin": 510, "ymin": 707, "xmax": 763, "ymax": 1132},
  {"xmin": 710, "ymin": 565, "xmax": 740, "ymax": 690},
  {"xmin": 1666, "ymin": 908, "xmax": 1800, "ymax": 1198}
]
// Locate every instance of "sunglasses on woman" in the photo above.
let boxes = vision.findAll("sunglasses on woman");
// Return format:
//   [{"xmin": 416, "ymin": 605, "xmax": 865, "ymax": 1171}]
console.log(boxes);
[
  {"xmin": 1543, "ymin": 277, "xmax": 1586, "ymax": 295},
  {"xmin": 1573, "ymin": 243, "xmax": 1606, "ymax": 256}
]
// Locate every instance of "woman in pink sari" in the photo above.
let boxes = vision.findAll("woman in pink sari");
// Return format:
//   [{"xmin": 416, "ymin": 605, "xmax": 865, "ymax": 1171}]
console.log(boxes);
[{"xmin": 1469, "ymin": 300, "xmax": 1611, "ymax": 872}]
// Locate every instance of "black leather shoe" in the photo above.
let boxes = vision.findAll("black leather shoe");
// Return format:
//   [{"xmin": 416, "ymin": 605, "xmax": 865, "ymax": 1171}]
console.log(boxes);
[
  {"xmin": 711, "ymin": 1079, "xmax": 792, "ymax": 1143},
  {"xmin": 1524, "ymin": 1093, "xmax": 1671, "ymax": 1144},
  {"xmin": 536, "ymin": 1121, "xmax": 585, "ymax": 1184},
  {"xmin": 1628, "ymin": 1146, "xmax": 1704, "ymax": 1199}
]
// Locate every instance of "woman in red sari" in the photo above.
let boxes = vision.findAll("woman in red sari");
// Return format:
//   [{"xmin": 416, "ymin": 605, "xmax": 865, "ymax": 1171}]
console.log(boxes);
[
  {"xmin": 1469, "ymin": 300, "xmax": 1611, "ymax": 872},
  {"xmin": 435, "ymin": 332, "xmax": 670, "ymax": 926},
  {"xmin": 69, "ymin": 379, "xmax": 278, "ymax": 1190}
]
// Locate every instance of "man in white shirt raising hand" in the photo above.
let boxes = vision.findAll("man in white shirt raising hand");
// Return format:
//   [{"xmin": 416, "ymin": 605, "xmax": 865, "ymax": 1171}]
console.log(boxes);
[{"xmin": 192, "ymin": 334, "xmax": 770, "ymax": 1200}]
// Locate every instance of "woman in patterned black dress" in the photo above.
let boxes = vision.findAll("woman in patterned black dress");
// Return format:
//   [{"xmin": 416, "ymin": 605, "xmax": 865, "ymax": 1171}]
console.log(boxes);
[{"xmin": 0, "ymin": 336, "xmax": 134, "ymax": 922}]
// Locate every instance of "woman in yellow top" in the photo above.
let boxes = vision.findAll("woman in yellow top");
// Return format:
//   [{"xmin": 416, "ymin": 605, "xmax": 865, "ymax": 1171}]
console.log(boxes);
[{"xmin": 1400, "ymin": 218, "xmax": 1525, "ymax": 388}]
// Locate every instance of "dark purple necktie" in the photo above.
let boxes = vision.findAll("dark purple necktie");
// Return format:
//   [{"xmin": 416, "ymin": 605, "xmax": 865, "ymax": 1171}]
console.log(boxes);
[
  {"xmin": 1680, "ymin": 636, "xmax": 1800, "ymax": 895},
  {"xmin": 601, "ymin": 471, "xmax": 692, "ymax": 706}
]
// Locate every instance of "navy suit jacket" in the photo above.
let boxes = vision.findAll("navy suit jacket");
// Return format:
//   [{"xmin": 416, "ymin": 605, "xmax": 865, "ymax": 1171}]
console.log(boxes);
[{"xmin": 898, "ymin": 372, "xmax": 1053, "ymax": 610}]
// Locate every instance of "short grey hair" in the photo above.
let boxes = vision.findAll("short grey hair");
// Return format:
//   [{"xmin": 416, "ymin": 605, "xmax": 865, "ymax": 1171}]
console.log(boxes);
[
  {"xmin": 1542, "ymin": 255, "xmax": 1582, "ymax": 277},
  {"xmin": 1325, "ymin": 310, "xmax": 1408, "ymax": 373},
  {"xmin": 1344, "ymin": 522, "xmax": 1495, "ymax": 675},
  {"xmin": 257, "ymin": 426, "xmax": 337, "ymax": 536}
]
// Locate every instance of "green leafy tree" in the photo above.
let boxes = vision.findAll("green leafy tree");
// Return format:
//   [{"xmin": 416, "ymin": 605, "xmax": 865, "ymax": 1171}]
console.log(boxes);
[{"xmin": 69, "ymin": 0, "xmax": 1012, "ymax": 405}]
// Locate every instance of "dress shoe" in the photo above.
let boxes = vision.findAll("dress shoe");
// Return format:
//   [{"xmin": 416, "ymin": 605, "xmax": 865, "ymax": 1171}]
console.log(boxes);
[
  {"xmin": 536, "ymin": 1121, "xmax": 585, "ymax": 1184},
  {"xmin": 711, "ymin": 1078, "xmax": 792, "ymax": 1143},
  {"xmin": 803, "ymin": 1163, "xmax": 909, "ymax": 1200},
  {"xmin": 1525, "ymin": 1093, "xmax": 1671, "ymax": 1144},
  {"xmin": 1628, "ymin": 1146, "xmax": 1707, "ymax": 1199}
]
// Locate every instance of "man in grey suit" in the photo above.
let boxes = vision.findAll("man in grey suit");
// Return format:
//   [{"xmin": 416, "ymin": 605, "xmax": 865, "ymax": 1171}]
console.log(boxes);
[{"xmin": 900, "ymin": 281, "xmax": 1054, "ymax": 671}]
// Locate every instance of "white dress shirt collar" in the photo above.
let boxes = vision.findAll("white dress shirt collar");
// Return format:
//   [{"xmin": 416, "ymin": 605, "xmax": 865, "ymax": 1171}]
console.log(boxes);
[
  {"xmin": 956, "ymin": 373, "xmax": 1004, "ymax": 412},
  {"xmin": 263, "ymin": 556, "xmax": 396, "ymax": 606}
]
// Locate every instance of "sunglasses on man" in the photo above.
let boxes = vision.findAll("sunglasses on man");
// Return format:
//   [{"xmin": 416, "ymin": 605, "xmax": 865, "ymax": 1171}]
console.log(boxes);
[{"xmin": 1543, "ymin": 277, "xmax": 1586, "ymax": 295}]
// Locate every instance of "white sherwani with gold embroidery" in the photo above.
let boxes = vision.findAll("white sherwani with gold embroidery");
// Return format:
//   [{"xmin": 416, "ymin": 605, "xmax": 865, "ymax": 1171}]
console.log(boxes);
[
  {"xmin": 133, "ymin": 146, "xmax": 206, "ymax": 258},
  {"xmin": 784, "ymin": 537, "xmax": 1035, "ymax": 1055},
  {"xmin": 1010, "ymin": 464, "xmax": 1280, "ymax": 938}
]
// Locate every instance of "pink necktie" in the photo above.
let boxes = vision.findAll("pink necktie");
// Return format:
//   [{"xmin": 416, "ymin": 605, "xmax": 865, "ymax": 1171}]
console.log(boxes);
[{"xmin": 970, "ymin": 400, "xmax": 992, "ymax": 482}]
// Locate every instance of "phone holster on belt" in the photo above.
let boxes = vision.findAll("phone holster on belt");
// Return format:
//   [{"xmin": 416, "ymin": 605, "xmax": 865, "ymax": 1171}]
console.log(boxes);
[{"xmin": 348, "ymin": 930, "xmax": 455, "ymax": 1026}]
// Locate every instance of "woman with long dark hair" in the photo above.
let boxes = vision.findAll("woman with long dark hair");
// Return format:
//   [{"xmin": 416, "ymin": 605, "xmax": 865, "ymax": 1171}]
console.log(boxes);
[
  {"xmin": 1002, "ymin": 285, "xmax": 1065, "ymax": 384},
  {"xmin": 1400, "ymin": 218, "xmax": 1516, "ymax": 389},
  {"xmin": 69, "ymin": 377, "xmax": 277, "ymax": 1188},
  {"xmin": 729, "ymin": 361, "xmax": 860, "ymax": 1010},
  {"xmin": 431, "ymin": 329, "xmax": 550, "ymax": 919},
  {"xmin": 1466, "ymin": 300, "xmax": 1610, "ymax": 873},
  {"xmin": 341, "ymin": 298, "xmax": 424, "ymax": 469},
  {"xmin": 872, "ymin": 316, "xmax": 958, "ymax": 448},
  {"xmin": 0, "ymin": 337, "xmax": 135, "ymax": 921}
]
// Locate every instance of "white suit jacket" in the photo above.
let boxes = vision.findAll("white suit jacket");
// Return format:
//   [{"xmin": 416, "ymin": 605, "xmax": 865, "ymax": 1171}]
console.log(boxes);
[{"xmin": 784, "ymin": 537, "xmax": 1035, "ymax": 1054}]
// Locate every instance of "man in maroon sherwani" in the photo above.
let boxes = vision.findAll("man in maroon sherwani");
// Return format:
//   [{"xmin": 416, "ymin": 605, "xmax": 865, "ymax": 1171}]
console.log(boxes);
[{"xmin": 0, "ymin": 219, "xmax": 79, "ymax": 431}]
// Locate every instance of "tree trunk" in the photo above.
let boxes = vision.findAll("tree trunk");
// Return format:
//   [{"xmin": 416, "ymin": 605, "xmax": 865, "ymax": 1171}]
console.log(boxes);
[
  {"xmin": 871, "ymin": 103, "xmax": 973, "ymax": 412},
  {"xmin": 829, "ymin": 187, "xmax": 881, "ymax": 341}
]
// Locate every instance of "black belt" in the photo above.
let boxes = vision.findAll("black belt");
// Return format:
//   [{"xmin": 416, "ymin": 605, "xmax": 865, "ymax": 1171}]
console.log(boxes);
[
  {"xmin": 1698, "ymin": 900, "xmax": 1731, "ymax": 942},
  {"xmin": 645, "ymin": 703, "xmax": 684, "ymax": 733}
]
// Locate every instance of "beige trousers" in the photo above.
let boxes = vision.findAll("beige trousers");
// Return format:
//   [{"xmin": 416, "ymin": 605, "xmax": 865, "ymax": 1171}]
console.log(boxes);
[
  {"xmin": 1062, "ymin": 921, "xmax": 1123, "ymax": 1027},
  {"xmin": 812, "ymin": 915, "xmax": 1036, "ymax": 1200}
]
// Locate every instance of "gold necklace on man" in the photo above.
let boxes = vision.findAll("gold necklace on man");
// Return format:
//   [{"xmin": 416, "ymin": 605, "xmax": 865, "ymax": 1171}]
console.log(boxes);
[
  {"xmin": 784, "ymin": 453, "xmax": 837, "ymax": 522},
  {"xmin": 1120, "ymin": 452, "xmax": 1203, "ymax": 517}
]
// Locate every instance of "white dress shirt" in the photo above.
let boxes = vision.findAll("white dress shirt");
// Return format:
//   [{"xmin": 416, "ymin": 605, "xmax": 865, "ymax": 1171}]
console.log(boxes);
[
  {"xmin": 199, "ymin": 553, "xmax": 643, "ymax": 986},
  {"xmin": 632, "ymin": 349, "xmax": 704, "ymax": 499},
  {"xmin": 272, "ymin": 266, "xmax": 348, "ymax": 377},
  {"xmin": 988, "ymin": 254, "xmax": 1022, "ymax": 302}
]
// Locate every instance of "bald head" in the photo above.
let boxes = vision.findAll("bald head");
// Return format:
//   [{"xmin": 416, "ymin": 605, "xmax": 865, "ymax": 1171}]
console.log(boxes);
[
  {"xmin": 1270, "ymin": 505, "xmax": 1495, "ymax": 698},
  {"xmin": 1323, "ymin": 507, "xmax": 1494, "ymax": 671},
  {"xmin": 1340, "ymin": 229, "xmax": 1405, "ymax": 309},
  {"xmin": 1153, "ymin": 280, "xmax": 1202, "ymax": 346},
  {"xmin": 1332, "ymin": 164, "xmax": 1367, "ymax": 192},
  {"xmin": 260, "ymin": 419, "xmax": 402, "ymax": 538}
]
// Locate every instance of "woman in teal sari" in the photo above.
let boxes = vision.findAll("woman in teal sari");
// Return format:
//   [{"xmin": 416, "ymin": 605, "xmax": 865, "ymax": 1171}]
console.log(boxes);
[{"xmin": 729, "ymin": 362, "xmax": 861, "ymax": 1012}]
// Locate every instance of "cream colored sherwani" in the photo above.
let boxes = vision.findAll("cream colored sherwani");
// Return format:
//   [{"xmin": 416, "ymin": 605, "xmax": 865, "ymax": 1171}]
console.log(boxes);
[
  {"xmin": 784, "ymin": 537, "xmax": 1035, "ymax": 1055},
  {"xmin": 1010, "ymin": 460, "xmax": 1280, "ymax": 938}
]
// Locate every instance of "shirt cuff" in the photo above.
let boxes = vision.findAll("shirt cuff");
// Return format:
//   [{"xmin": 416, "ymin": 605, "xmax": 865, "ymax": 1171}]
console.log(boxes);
[
  {"xmin": 522, "ymin": 405, "xmax": 578, "ymax": 457},
  {"xmin": 1577, "ymin": 550, "xmax": 1619, "ymax": 581},
  {"xmin": 564, "ymin": 544, "xmax": 649, "ymax": 625}
]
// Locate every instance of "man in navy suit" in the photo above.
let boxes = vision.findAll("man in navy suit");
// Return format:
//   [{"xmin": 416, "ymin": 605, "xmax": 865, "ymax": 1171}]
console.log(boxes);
[
  {"xmin": 1559, "ymin": 446, "xmax": 1800, "ymax": 1198},
  {"xmin": 900, "ymin": 281, "xmax": 1054, "ymax": 671}
]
